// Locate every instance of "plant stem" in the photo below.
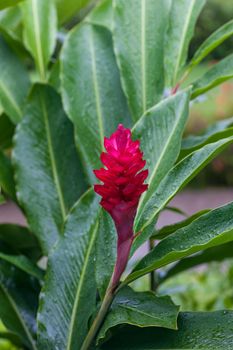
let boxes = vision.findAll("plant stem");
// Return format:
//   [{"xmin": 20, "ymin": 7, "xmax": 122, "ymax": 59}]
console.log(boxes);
[
  {"xmin": 149, "ymin": 239, "xmax": 157, "ymax": 291},
  {"xmin": 80, "ymin": 284, "xmax": 115, "ymax": 350}
]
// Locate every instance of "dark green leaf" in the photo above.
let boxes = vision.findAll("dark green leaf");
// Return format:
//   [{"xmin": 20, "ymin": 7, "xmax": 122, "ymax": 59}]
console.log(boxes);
[
  {"xmin": 192, "ymin": 54, "xmax": 233, "ymax": 99},
  {"xmin": 0, "ymin": 224, "xmax": 41, "ymax": 261},
  {"xmin": 0, "ymin": 114, "xmax": 15, "ymax": 150},
  {"xmin": 95, "ymin": 209, "xmax": 116, "ymax": 299},
  {"xmin": 135, "ymin": 136, "xmax": 233, "ymax": 234},
  {"xmin": 190, "ymin": 19, "xmax": 233, "ymax": 68},
  {"xmin": 113, "ymin": 0, "xmax": 169, "ymax": 121},
  {"xmin": 0, "ymin": 150, "xmax": 16, "ymax": 200},
  {"xmin": 180, "ymin": 116, "xmax": 233, "ymax": 158},
  {"xmin": 37, "ymin": 189, "xmax": 100, "ymax": 350},
  {"xmin": 162, "ymin": 241, "xmax": 233, "ymax": 283},
  {"xmin": 21, "ymin": 0, "xmax": 57, "ymax": 81},
  {"xmin": 102, "ymin": 311, "xmax": 233, "ymax": 349},
  {"xmin": 0, "ymin": 37, "xmax": 30, "ymax": 124},
  {"xmin": 0, "ymin": 260, "xmax": 39, "ymax": 350},
  {"xmin": 126, "ymin": 200, "xmax": 233, "ymax": 284},
  {"xmin": 154, "ymin": 209, "xmax": 210, "ymax": 240},
  {"xmin": 98, "ymin": 286, "xmax": 179, "ymax": 344},
  {"xmin": 61, "ymin": 23, "xmax": 131, "ymax": 182},
  {"xmin": 165, "ymin": 0, "xmax": 205, "ymax": 86},
  {"xmin": 13, "ymin": 84, "xmax": 87, "ymax": 254}
]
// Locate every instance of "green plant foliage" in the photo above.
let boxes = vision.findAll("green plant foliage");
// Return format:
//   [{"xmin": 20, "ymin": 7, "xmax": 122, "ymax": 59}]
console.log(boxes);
[{"xmin": 0, "ymin": 0, "xmax": 233, "ymax": 348}]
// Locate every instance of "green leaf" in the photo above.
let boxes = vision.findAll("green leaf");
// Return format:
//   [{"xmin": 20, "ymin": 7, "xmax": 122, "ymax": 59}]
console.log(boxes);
[
  {"xmin": 48, "ymin": 60, "xmax": 61, "ymax": 93},
  {"xmin": 113, "ymin": 0, "xmax": 169, "ymax": 121},
  {"xmin": 86, "ymin": 0, "xmax": 113, "ymax": 31},
  {"xmin": 0, "ymin": 0, "xmax": 24, "ymax": 10},
  {"xmin": 126, "ymin": 200, "xmax": 233, "ymax": 284},
  {"xmin": 54, "ymin": 0, "xmax": 91, "ymax": 24},
  {"xmin": 161, "ymin": 241, "xmax": 233, "ymax": 283},
  {"xmin": 192, "ymin": 54, "xmax": 233, "ymax": 99},
  {"xmin": 132, "ymin": 90, "xmax": 191, "ymax": 245},
  {"xmin": 0, "ymin": 260, "xmax": 39, "ymax": 350},
  {"xmin": 95, "ymin": 209, "xmax": 117, "ymax": 299},
  {"xmin": 0, "ymin": 252, "xmax": 43, "ymax": 280},
  {"xmin": 0, "ymin": 114, "xmax": 15, "ymax": 150},
  {"xmin": 98, "ymin": 286, "xmax": 179, "ymax": 345},
  {"xmin": 135, "ymin": 136, "xmax": 233, "ymax": 234},
  {"xmin": 37, "ymin": 189, "xmax": 100, "ymax": 350},
  {"xmin": 0, "ymin": 37, "xmax": 30, "ymax": 124},
  {"xmin": 101, "ymin": 311, "xmax": 233, "ymax": 349},
  {"xmin": 0, "ymin": 5, "xmax": 22, "ymax": 42},
  {"xmin": 61, "ymin": 23, "xmax": 131, "ymax": 182},
  {"xmin": 165, "ymin": 0, "xmax": 205, "ymax": 86},
  {"xmin": 180, "ymin": 116, "xmax": 233, "ymax": 158},
  {"xmin": 0, "ymin": 224, "xmax": 41, "ymax": 262},
  {"xmin": 190, "ymin": 19, "xmax": 233, "ymax": 68},
  {"xmin": 21, "ymin": 0, "xmax": 57, "ymax": 81},
  {"xmin": 13, "ymin": 84, "xmax": 87, "ymax": 254},
  {"xmin": 0, "ymin": 150, "xmax": 16, "ymax": 200},
  {"xmin": 154, "ymin": 209, "xmax": 211, "ymax": 240}
]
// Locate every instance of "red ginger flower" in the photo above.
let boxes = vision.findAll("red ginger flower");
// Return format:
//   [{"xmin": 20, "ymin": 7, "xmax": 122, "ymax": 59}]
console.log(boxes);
[{"xmin": 94, "ymin": 124, "xmax": 148, "ymax": 289}]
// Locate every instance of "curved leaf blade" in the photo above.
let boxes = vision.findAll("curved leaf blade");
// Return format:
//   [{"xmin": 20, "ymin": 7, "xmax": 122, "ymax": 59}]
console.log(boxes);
[
  {"xmin": 192, "ymin": 54, "xmax": 233, "ymax": 99},
  {"xmin": 165, "ymin": 0, "xmax": 205, "ymax": 86},
  {"xmin": 102, "ymin": 311, "xmax": 233, "ymax": 349},
  {"xmin": 13, "ymin": 84, "xmax": 86, "ymax": 254},
  {"xmin": 0, "ymin": 37, "xmax": 30, "ymax": 124},
  {"xmin": 113, "ymin": 0, "xmax": 169, "ymax": 121},
  {"xmin": 136, "ymin": 136, "xmax": 233, "ymax": 234},
  {"xmin": 127, "ymin": 200, "xmax": 233, "ymax": 284},
  {"xmin": 98, "ymin": 286, "xmax": 179, "ymax": 345},
  {"xmin": 61, "ymin": 23, "xmax": 131, "ymax": 182},
  {"xmin": 0, "ymin": 150, "xmax": 16, "ymax": 200},
  {"xmin": 190, "ymin": 19, "xmax": 233, "ymax": 68},
  {"xmin": 0, "ymin": 253, "xmax": 43, "ymax": 279},
  {"xmin": 37, "ymin": 189, "xmax": 100, "ymax": 350},
  {"xmin": 86, "ymin": 0, "xmax": 113, "ymax": 31},
  {"xmin": 55, "ymin": 0, "xmax": 91, "ymax": 24},
  {"xmin": 0, "ymin": 261, "xmax": 39, "ymax": 350},
  {"xmin": 21, "ymin": 0, "xmax": 57, "ymax": 80}
]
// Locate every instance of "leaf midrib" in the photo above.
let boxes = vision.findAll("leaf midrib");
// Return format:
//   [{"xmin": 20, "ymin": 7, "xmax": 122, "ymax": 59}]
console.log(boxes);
[
  {"xmin": 31, "ymin": 0, "xmax": 46, "ymax": 80},
  {"xmin": 0, "ymin": 283, "xmax": 37, "ymax": 350},
  {"xmin": 66, "ymin": 220, "xmax": 99, "ymax": 350},
  {"xmin": 173, "ymin": 0, "xmax": 195, "ymax": 83},
  {"xmin": 39, "ymin": 91, "xmax": 67, "ymax": 221},
  {"xmin": 89, "ymin": 27, "xmax": 104, "ymax": 151}
]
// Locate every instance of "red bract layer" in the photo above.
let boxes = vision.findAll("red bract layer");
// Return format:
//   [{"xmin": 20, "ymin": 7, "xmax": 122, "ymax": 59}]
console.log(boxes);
[{"xmin": 94, "ymin": 124, "xmax": 148, "ymax": 288}]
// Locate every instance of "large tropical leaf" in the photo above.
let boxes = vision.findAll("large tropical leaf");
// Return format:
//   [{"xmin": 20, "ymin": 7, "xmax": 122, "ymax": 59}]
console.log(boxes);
[
  {"xmin": 101, "ymin": 311, "xmax": 233, "ymax": 349},
  {"xmin": 0, "ymin": 37, "xmax": 30, "ymax": 124},
  {"xmin": 133, "ymin": 90, "xmax": 190, "ymax": 224},
  {"xmin": 161, "ymin": 241, "xmax": 233, "ymax": 283},
  {"xmin": 192, "ymin": 54, "xmax": 233, "ymax": 99},
  {"xmin": 126, "ymin": 200, "xmax": 233, "ymax": 284},
  {"xmin": 0, "ymin": 260, "xmax": 39, "ymax": 350},
  {"xmin": 113, "ymin": 0, "xmax": 169, "ymax": 121},
  {"xmin": 13, "ymin": 84, "xmax": 86, "ymax": 254},
  {"xmin": 95, "ymin": 209, "xmax": 116, "ymax": 299},
  {"xmin": 61, "ymin": 22, "xmax": 131, "ymax": 182},
  {"xmin": 0, "ymin": 114, "xmax": 15, "ymax": 150},
  {"xmin": 180, "ymin": 116, "xmax": 233, "ymax": 158},
  {"xmin": 190, "ymin": 19, "xmax": 233, "ymax": 68},
  {"xmin": 37, "ymin": 189, "xmax": 100, "ymax": 350},
  {"xmin": 21, "ymin": 0, "xmax": 57, "ymax": 80},
  {"xmin": 0, "ymin": 5, "xmax": 22, "ymax": 42},
  {"xmin": 135, "ymin": 136, "xmax": 233, "ymax": 234},
  {"xmin": 98, "ymin": 286, "xmax": 179, "ymax": 344},
  {"xmin": 165, "ymin": 0, "xmax": 205, "ymax": 86},
  {"xmin": 86, "ymin": 0, "xmax": 113, "ymax": 31}
]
